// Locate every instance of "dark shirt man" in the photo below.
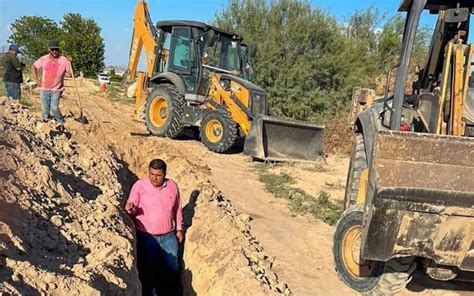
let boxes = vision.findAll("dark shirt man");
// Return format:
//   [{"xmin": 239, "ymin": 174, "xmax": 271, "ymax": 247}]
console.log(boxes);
[
  {"xmin": 126, "ymin": 158, "xmax": 183, "ymax": 296},
  {"xmin": 2, "ymin": 44, "xmax": 24, "ymax": 100}
]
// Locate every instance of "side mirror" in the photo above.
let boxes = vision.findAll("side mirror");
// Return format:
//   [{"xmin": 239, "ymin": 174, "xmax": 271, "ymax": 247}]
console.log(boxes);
[
  {"xmin": 206, "ymin": 30, "xmax": 217, "ymax": 48},
  {"xmin": 249, "ymin": 44, "xmax": 257, "ymax": 59},
  {"xmin": 445, "ymin": 7, "xmax": 469, "ymax": 23}
]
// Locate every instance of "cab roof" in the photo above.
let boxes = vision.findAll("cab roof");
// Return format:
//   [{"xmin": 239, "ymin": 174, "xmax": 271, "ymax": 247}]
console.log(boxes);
[
  {"xmin": 156, "ymin": 20, "xmax": 242, "ymax": 40},
  {"xmin": 399, "ymin": 0, "xmax": 474, "ymax": 12}
]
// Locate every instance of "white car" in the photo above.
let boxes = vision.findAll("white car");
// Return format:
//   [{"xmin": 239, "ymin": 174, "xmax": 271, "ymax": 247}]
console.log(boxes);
[{"xmin": 98, "ymin": 73, "xmax": 111, "ymax": 84}]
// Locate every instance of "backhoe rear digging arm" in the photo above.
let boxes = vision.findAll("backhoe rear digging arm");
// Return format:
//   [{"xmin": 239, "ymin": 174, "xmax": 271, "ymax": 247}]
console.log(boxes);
[{"xmin": 126, "ymin": 0, "xmax": 158, "ymax": 113}]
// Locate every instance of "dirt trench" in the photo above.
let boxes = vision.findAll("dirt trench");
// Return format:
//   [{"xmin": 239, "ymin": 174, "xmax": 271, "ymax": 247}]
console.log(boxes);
[
  {"xmin": 59, "ymin": 82, "xmax": 292, "ymax": 295},
  {"xmin": 0, "ymin": 82, "xmax": 291, "ymax": 294}
]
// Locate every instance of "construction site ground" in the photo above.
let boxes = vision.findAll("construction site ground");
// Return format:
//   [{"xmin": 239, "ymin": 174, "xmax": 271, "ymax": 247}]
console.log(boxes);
[{"xmin": 0, "ymin": 79, "xmax": 473, "ymax": 295}]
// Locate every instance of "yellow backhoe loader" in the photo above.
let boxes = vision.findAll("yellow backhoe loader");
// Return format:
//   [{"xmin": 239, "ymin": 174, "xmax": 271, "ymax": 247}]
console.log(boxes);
[
  {"xmin": 334, "ymin": 1, "xmax": 474, "ymax": 295},
  {"xmin": 124, "ymin": 0, "xmax": 324, "ymax": 161}
]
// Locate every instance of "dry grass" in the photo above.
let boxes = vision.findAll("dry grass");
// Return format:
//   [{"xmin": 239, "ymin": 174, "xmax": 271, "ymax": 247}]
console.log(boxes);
[
  {"xmin": 255, "ymin": 163, "xmax": 342, "ymax": 225},
  {"xmin": 106, "ymin": 82, "xmax": 134, "ymax": 105}
]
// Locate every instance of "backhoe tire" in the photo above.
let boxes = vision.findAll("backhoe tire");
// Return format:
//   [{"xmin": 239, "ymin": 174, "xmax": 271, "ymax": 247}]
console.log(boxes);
[
  {"xmin": 333, "ymin": 206, "xmax": 416, "ymax": 295},
  {"xmin": 200, "ymin": 109, "xmax": 237, "ymax": 153},
  {"xmin": 343, "ymin": 134, "xmax": 367, "ymax": 210},
  {"xmin": 145, "ymin": 84, "xmax": 185, "ymax": 138}
]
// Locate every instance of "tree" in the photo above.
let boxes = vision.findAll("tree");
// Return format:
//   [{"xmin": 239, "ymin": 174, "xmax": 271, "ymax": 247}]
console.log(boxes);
[
  {"xmin": 8, "ymin": 16, "xmax": 60, "ymax": 59},
  {"xmin": 214, "ymin": 1, "xmax": 431, "ymax": 120},
  {"xmin": 60, "ymin": 13, "xmax": 105, "ymax": 77},
  {"xmin": 8, "ymin": 13, "xmax": 106, "ymax": 77},
  {"xmin": 214, "ymin": 0, "xmax": 352, "ymax": 119},
  {"xmin": 214, "ymin": 0, "xmax": 387, "ymax": 119},
  {"xmin": 345, "ymin": 6, "xmax": 381, "ymax": 55}
]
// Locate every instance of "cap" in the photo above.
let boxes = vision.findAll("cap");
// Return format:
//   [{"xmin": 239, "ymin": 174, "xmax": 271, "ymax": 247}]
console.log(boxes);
[
  {"xmin": 48, "ymin": 40, "xmax": 60, "ymax": 49},
  {"xmin": 9, "ymin": 44, "xmax": 20, "ymax": 53}
]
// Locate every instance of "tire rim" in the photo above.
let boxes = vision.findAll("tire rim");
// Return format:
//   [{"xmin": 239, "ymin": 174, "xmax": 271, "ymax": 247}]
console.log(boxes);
[
  {"xmin": 342, "ymin": 225, "xmax": 375, "ymax": 278},
  {"xmin": 205, "ymin": 119, "xmax": 223, "ymax": 143},
  {"xmin": 150, "ymin": 96, "xmax": 168, "ymax": 127}
]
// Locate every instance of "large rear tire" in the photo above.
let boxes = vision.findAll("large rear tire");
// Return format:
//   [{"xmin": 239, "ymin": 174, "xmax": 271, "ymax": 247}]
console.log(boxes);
[
  {"xmin": 333, "ymin": 207, "xmax": 416, "ymax": 295},
  {"xmin": 145, "ymin": 84, "xmax": 185, "ymax": 138},
  {"xmin": 200, "ymin": 109, "xmax": 237, "ymax": 153},
  {"xmin": 344, "ymin": 134, "xmax": 367, "ymax": 210}
]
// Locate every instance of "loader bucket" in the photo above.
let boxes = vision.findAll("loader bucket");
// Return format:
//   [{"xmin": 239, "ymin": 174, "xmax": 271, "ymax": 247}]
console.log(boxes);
[
  {"xmin": 360, "ymin": 130, "xmax": 474, "ymax": 272},
  {"xmin": 243, "ymin": 114, "xmax": 324, "ymax": 162}
]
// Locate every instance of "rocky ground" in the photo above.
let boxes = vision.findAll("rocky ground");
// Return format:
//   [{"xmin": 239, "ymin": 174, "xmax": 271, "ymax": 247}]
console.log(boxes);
[{"xmin": 0, "ymin": 97, "xmax": 140, "ymax": 294}]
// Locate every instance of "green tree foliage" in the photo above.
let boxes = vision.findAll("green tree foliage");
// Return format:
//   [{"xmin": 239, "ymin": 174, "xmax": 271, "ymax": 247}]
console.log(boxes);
[
  {"xmin": 215, "ymin": 0, "xmax": 351, "ymax": 119},
  {"xmin": 214, "ymin": 0, "xmax": 430, "ymax": 120},
  {"xmin": 60, "ymin": 13, "xmax": 105, "ymax": 77},
  {"xmin": 8, "ymin": 13, "xmax": 105, "ymax": 77},
  {"xmin": 8, "ymin": 16, "xmax": 60, "ymax": 59}
]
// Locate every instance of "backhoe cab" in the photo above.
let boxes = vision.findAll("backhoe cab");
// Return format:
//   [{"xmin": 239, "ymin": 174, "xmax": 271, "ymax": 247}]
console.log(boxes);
[
  {"xmin": 126, "ymin": 1, "xmax": 324, "ymax": 161},
  {"xmin": 335, "ymin": 1, "xmax": 474, "ymax": 295}
]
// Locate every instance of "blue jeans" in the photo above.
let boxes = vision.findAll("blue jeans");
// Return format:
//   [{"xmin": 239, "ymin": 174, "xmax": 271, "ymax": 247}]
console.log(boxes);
[
  {"xmin": 40, "ymin": 90, "xmax": 64, "ymax": 123},
  {"xmin": 4, "ymin": 82, "xmax": 21, "ymax": 100},
  {"xmin": 137, "ymin": 231, "xmax": 180, "ymax": 296}
]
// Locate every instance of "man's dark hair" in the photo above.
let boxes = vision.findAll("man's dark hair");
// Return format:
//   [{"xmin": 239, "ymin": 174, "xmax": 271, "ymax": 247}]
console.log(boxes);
[{"xmin": 149, "ymin": 158, "xmax": 167, "ymax": 173}]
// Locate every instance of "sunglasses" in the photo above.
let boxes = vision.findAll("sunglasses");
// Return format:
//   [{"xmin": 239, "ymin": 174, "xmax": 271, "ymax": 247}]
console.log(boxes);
[{"xmin": 49, "ymin": 48, "xmax": 60, "ymax": 52}]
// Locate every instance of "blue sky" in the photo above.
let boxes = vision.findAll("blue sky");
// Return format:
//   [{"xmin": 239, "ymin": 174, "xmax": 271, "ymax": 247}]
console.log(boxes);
[{"xmin": 0, "ymin": 0, "xmax": 421, "ymax": 68}]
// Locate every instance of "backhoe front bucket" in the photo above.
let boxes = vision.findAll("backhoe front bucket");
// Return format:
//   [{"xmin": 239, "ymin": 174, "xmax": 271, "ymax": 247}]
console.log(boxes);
[
  {"xmin": 361, "ymin": 130, "xmax": 474, "ymax": 272},
  {"xmin": 243, "ymin": 114, "xmax": 324, "ymax": 162}
]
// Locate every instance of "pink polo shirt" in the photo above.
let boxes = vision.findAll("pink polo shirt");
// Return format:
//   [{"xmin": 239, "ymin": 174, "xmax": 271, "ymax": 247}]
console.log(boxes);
[
  {"xmin": 126, "ymin": 177, "xmax": 183, "ymax": 235},
  {"xmin": 33, "ymin": 54, "xmax": 71, "ymax": 91}
]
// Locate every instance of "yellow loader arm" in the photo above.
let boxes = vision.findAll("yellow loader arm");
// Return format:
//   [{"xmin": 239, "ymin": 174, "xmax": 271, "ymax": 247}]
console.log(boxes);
[
  {"xmin": 206, "ymin": 72, "xmax": 324, "ymax": 161},
  {"xmin": 206, "ymin": 72, "xmax": 253, "ymax": 135},
  {"xmin": 126, "ymin": 0, "xmax": 158, "ymax": 112}
]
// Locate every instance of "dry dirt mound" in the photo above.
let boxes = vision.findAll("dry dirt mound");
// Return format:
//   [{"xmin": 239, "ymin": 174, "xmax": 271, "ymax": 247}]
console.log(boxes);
[
  {"xmin": 0, "ymin": 97, "xmax": 140, "ymax": 295},
  {"xmin": 0, "ymin": 88, "xmax": 292, "ymax": 295}
]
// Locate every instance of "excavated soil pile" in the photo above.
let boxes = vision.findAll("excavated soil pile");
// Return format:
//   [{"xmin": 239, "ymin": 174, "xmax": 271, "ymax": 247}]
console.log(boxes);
[
  {"xmin": 0, "ymin": 90, "xmax": 291, "ymax": 295},
  {"xmin": 0, "ymin": 97, "xmax": 140, "ymax": 295}
]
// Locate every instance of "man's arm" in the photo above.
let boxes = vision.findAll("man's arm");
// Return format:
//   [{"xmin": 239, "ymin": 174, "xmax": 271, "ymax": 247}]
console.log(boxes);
[
  {"xmin": 125, "ymin": 182, "xmax": 140, "ymax": 216},
  {"xmin": 11, "ymin": 56, "xmax": 23, "ymax": 71},
  {"xmin": 175, "ymin": 187, "xmax": 184, "ymax": 243},
  {"xmin": 31, "ymin": 58, "xmax": 43, "ymax": 85},
  {"xmin": 31, "ymin": 65, "xmax": 41, "ymax": 85},
  {"xmin": 65, "ymin": 57, "xmax": 73, "ymax": 77}
]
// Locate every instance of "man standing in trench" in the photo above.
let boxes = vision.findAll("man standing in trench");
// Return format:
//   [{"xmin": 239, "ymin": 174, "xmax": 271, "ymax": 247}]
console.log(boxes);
[
  {"xmin": 125, "ymin": 158, "xmax": 183, "ymax": 296},
  {"xmin": 31, "ymin": 40, "xmax": 72, "ymax": 126}
]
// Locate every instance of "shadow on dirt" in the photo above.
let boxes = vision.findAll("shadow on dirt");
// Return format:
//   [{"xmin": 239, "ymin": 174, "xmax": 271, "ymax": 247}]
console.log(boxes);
[
  {"xmin": 40, "ymin": 159, "xmax": 103, "ymax": 202},
  {"xmin": 174, "ymin": 127, "xmax": 245, "ymax": 155},
  {"xmin": 179, "ymin": 189, "xmax": 200, "ymax": 296},
  {"xmin": 408, "ymin": 271, "xmax": 474, "ymax": 294}
]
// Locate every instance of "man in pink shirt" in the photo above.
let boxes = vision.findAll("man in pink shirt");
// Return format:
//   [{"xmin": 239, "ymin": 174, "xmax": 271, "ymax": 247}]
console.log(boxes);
[
  {"xmin": 125, "ymin": 158, "xmax": 183, "ymax": 296},
  {"xmin": 31, "ymin": 40, "xmax": 72, "ymax": 126}
]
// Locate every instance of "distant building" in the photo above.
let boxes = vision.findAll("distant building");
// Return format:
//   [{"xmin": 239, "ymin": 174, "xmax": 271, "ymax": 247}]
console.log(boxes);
[{"xmin": 102, "ymin": 65, "xmax": 126, "ymax": 77}]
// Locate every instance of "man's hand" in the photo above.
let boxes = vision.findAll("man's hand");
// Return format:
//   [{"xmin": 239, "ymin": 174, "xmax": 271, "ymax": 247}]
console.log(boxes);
[
  {"xmin": 125, "ymin": 202, "xmax": 135, "ymax": 213},
  {"xmin": 66, "ymin": 55, "xmax": 73, "ymax": 62},
  {"xmin": 176, "ymin": 230, "xmax": 184, "ymax": 243}
]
